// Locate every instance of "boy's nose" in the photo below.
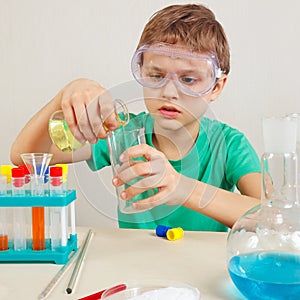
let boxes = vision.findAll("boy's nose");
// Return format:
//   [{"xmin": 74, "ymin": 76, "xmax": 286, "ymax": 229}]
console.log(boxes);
[{"xmin": 160, "ymin": 77, "xmax": 179, "ymax": 101}]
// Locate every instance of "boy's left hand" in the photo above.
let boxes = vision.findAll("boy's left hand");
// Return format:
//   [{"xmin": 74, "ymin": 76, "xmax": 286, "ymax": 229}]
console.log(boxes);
[{"xmin": 112, "ymin": 144, "xmax": 196, "ymax": 210}]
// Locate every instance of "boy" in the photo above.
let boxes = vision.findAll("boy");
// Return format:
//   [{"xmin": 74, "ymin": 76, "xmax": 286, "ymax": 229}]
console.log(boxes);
[{"xmin": 10, "ymin": 4, "xmax": 261, "ymax": 231}]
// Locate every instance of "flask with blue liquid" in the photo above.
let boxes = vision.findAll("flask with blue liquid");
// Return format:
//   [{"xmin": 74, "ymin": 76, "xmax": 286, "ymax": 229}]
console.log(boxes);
[{"xmin": 227, "ymin": 116, "xmax": 300, "ymax": 300}]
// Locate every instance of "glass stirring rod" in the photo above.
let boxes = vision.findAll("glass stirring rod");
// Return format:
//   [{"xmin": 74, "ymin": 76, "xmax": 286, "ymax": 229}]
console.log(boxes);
[
  {"xmin": 38, "ymin": 229, "xmax": 93, "ymax": 299},
  {"xmin": 66, "ymin": 229, "xmax": 93, "ymax": 294},
  {"xmin": 38, "ymin": 249, "xmax": 79, "ymax": 300}
]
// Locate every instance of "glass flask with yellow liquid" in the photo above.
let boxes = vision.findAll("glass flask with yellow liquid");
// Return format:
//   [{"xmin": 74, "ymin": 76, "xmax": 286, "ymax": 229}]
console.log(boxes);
[
  {"xmin": 49, "ymin": 99, "xmax": 129, "ymax": 152},
  {"xmin": 227, "ymin": 116, "xmax": 300, "ymax": 300}
]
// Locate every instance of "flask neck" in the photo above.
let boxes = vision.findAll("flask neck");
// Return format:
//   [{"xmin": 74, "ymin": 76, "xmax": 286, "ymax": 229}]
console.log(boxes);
[{"xmin": 261, "ymin": 151, "xmax": 298, "ymax": 207}]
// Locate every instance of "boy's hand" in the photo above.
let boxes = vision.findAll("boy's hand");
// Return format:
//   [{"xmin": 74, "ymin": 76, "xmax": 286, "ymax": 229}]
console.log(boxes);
[
  {"xmin": 112, "ymin": 144, "xmax": 197, "ymax": 210},
  {"xmin": 59, "ymin": 78, "xmax": 117, "ymax": 144}
]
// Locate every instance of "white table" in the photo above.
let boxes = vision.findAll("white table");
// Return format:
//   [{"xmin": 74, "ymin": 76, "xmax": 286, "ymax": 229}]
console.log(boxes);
[{"xmin": 0, "ymin": 228, "xmax": 245, "ymax": 300}]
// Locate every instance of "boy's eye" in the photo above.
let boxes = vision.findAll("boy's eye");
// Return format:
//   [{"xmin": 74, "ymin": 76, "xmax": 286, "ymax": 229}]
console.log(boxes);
[
  {"xmin": 180, "ymin": 76, "xmax": 197, "ymax": 84},
  {"xmin": 148, "ymin": 73, "xmax": 165, "ymax": 81}
]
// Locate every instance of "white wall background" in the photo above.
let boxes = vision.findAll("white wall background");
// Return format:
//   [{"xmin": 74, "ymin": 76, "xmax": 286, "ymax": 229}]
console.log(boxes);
[{"xmin": 1, "ymin": 0, "xmax": 299, "ymax": 227}]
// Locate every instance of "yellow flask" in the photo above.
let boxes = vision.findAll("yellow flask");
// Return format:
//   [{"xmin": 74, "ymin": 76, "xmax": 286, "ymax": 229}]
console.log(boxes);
[{"xmin": 49, "ymin": 99, "xmax": 129, "ymax": 152}]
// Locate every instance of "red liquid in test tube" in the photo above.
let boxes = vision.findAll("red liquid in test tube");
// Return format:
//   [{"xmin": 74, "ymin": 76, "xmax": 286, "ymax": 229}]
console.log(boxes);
[
  {"xmin": 32, "ymin": 207, "xmax": 45, "ymax": 250},
  {"xmin": 0, "ymin": 235, "xmax": 8, "ymax": 251},
  {"xmin": 0, "ymin": 174, "xmax": 8, "ymax": 250}
]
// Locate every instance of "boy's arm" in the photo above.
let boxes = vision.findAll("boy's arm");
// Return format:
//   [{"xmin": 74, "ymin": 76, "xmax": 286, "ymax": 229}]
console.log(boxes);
[
  {"xmin": 10, "ymin": 91, "xmax": 69, "ymax": 166},
  {"xmin": 183, "ymin": 173, "xmax": 261, "ymax": 228},
  {"xmin": 112, "ymin": 144, "xmax": 261, "ymax": 228},
  {"xmin": 10, "ymin": 78, "xmax": 107, "ymax": 166}
]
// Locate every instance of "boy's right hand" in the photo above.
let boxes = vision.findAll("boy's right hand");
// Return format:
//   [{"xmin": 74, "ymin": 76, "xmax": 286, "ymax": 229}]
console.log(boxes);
[{"xmin": 59, "ymin": 78, "xmax": 117, "ymax": 144}]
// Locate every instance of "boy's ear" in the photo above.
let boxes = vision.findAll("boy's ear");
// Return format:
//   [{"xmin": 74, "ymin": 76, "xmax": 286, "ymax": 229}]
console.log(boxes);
[{"xmin": 209, "ymin": 75, "xmax": 227, "ymax": 102}]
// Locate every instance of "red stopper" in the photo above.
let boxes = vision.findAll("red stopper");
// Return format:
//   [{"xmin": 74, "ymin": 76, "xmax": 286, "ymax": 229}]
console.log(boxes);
[
  {"xmin": 11, "ymin": 167, "xmax": 25, "ymax": 187},
  {"xmin": 18, "ymin": 165, "xmax": 30, "ymax": 175},
  {"xmin": 18, "ymin": 165, "xmax": 30, "ymax": 183},
  {"xmin": 50, "ymin": 166, "xmax": 62, "ymax": 186},
  {"xmin": 11, "ymin": 167, "xmax": 25, "ymax": 178},
  {"xmin": 50, "ymin": 166, "xmax": 62, "ymax": 177}
]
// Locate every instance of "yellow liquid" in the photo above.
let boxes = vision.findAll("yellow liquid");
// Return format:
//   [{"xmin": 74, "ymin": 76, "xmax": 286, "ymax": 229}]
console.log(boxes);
[
  {"xmin": 49, "ymin": 119, "xmax": 84, "ymax": 152},
  {"xmin": 103, "ymin": 117, "xmax": 128, "ymax": 131},
  {"xmin": 49, "ymin": 113, "xmax": 129, "ymax": 153}
]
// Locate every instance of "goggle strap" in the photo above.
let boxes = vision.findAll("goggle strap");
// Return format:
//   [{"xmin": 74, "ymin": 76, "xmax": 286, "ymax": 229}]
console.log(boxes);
[{"xmin": 216, "ymin": 68, "xmax": 223, "ymax": 79}]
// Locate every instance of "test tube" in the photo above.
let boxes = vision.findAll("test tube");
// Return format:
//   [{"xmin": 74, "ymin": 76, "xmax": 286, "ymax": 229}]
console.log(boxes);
[
  {"xmin": 44, "ymin": 166, "xmax": 50, "ymax": 196},
  {"xmin": 0, "ymin": 165, "xmax": 13, "ymax": 192},
  {"xmin": 32, "ymin": 207, "xmax": 45, "ymax": 250},
  {"xmin": 49, "ymin": 167, "xmax": 63, "ymax": 196},
  {"xmin": 31, "ymin": 166, "xmax": 46, "ymax": 251},
  {"xmin": 44, "ymin": 166, "xmax": 50, "ymax": 242},
  {"xmin": 0, "ymin": 174, "xmax": 7, "ymax": 196},
  {"xmin": 0, "ymin": 174, "xmax": 9, "ymax": 250},
  {"xmin": 70, "ymin": 201, "xmax": 76, "ymax": 237},
  {"xmin": 20, "ymin": 154, "xmax": 52, "ymax": 250},
  {"xmin": 61, "ymin": 206, "xmax": 68, "ymax": 247},
  {"xmin": 12, "ymin": 167, "xmax": 25, "ymax": 196},
  {"xmin": 18, "ymin": 165, "xmax": 31, "ymax": 195},
  {"xmin": 11, "ymin": 167, "xmax": 27, "ymax": 251},
  {"xmin": 31, "ymin": 171, "xmax": 45, "ymax": 250},
  {"xmin": 55, "ymin": 164, "xmax": 75, "ymax": 237},
  {"xmin": 0, "ymin": 207, "xmax": 8, "ymax": 251},
  {"xmin": 31, "ymin": 176, "xmax": 45, "ymax": 196},
  {"xmin": 12, "ymin": 165, "xmax": 31, "ymax": 248},
  {"xmin": 55, "ymin": 164, "xmax": 69, "ymax": 246},
  {"xmin": 55, "ymin": 164, "xmax": 68, "ymax": 192},
  {"xmin": 49, "ymin": 167, "xmax": 65, "ymax": 250}
]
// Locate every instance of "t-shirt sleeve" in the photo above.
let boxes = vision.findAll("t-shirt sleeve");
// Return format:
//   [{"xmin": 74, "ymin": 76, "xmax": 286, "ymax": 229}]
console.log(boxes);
[
  {"xmin": 86, "ymin": 138, "xmax": 110, "ymax": 171},
  {"xmin": 225, "ymin": 130, "xmax": 261, "ymax": 186}
]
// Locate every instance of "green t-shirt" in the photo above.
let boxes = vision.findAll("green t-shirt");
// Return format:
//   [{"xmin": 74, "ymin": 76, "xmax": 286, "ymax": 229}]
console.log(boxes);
[{"xmin": 87, "ymin": 113, "xmax": 261, "ymax": 232}]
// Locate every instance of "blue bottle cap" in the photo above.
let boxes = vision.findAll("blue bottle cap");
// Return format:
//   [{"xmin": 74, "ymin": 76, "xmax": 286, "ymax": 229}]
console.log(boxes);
[{"xmin": 156, "ymin": 225, "xmax": 172, "ymax": 237}]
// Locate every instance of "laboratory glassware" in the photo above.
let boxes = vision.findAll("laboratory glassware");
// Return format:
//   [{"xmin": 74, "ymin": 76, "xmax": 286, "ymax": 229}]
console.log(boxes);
[
  {"xmin": 227, "ymin": 116, "xmax": 300, "ymax": 299},
  {"xmin": 49, "ymin": 99, "xmax": 129, "ymax": 152},
  {"xmin": 21, "ymin": 153, "xmax": 53, "ymax": 250}
]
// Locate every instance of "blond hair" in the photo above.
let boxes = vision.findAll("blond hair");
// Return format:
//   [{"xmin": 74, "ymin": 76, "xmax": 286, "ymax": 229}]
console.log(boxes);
[{"xmin": 137, "ymin": 4, "xmax": 230, "ymax": 74}]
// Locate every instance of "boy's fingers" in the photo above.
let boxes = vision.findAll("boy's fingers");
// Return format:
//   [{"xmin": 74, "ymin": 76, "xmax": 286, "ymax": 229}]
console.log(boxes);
[
  {"xmin": 86, "ymin": 96, "xmax": 105, "ymax": 139},
  {"xmin": 73, "ymin": 103, "xmax": 97, "ymax": 143},
  {"xmin": 98, "ymin": 93, "xmax": 118, "ymax": 131},
  {"xmin": 120, "ymin": 144, "xmax": 162, "ymax": 162}
]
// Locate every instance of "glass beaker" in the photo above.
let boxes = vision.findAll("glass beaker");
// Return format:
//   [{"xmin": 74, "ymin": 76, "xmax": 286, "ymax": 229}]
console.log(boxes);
[
  {"xmin": 49, "ymin": 99, "xmax": 129, "ymax": 152},
  {"xmin": 227, "ymin": 116, "xmax": 300, "ymax": 300},
  {"xmin": 107, "ymin": 126, "xmax": 154, "ymax": 213}
]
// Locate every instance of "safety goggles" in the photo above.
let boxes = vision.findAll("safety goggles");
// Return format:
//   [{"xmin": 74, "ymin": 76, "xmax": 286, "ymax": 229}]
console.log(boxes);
[{"xmin": 131, "ymin": 42, "xmax": 223, "ymax": 97}]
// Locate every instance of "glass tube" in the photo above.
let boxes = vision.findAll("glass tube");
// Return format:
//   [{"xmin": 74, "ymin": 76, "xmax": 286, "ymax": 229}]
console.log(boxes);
[
  {"xmin": 31, "ymin": 207, "xmax": 45, "ymax": 250},
  {"xmin": 49, "ymin": 166, "xmax": 64, "ymax": 250},
  {"xmin": 12, "ymin": 168, "xmax": 27, "ymax": 251},
  {"xmin": 0, "ymin": 208, "xmax": 8, "ymax": 251},
  {"xmin": 0, "ymin": 175, "xmax": 8, "ymax": 249}
]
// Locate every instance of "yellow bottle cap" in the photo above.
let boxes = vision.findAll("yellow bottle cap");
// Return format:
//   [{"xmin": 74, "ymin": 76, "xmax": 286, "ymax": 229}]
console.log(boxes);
[
  {"xmin": 0, "ymin": 165, "xmax": 14, "ymax": 183},
  {"xmin": 166, "ymin": 227, "xmax": 184, "ymax": 241},
  {"xmin": 55, "ymin": 164, "xmax": 68, "ymax": 183},
  {"xmin": 55, "ymin": 164, "xmax": 68, "ymax": 175}
]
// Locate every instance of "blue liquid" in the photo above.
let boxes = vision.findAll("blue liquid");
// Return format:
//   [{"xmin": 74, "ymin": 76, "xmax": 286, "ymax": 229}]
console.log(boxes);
[{"xmin": 228, "ymin": 252, "xmax": 300, "ymax": 300}]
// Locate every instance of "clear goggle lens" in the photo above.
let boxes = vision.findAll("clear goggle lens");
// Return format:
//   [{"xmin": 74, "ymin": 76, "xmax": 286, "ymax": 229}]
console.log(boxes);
[{"xmin": 131, "ymin": 43, "xmax": 223, "ymax": 97}]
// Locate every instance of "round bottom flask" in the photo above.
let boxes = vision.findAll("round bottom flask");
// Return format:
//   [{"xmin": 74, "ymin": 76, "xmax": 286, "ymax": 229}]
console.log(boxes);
[{"xmin": 227, "ymin": 116, "xmax": 300, "ymax": 300}]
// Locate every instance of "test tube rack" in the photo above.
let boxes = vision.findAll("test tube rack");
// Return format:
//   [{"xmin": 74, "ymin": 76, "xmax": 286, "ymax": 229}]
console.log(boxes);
[{"xmin": 0, "ymin": 190, "xmax": 77, "ymax": 264}]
